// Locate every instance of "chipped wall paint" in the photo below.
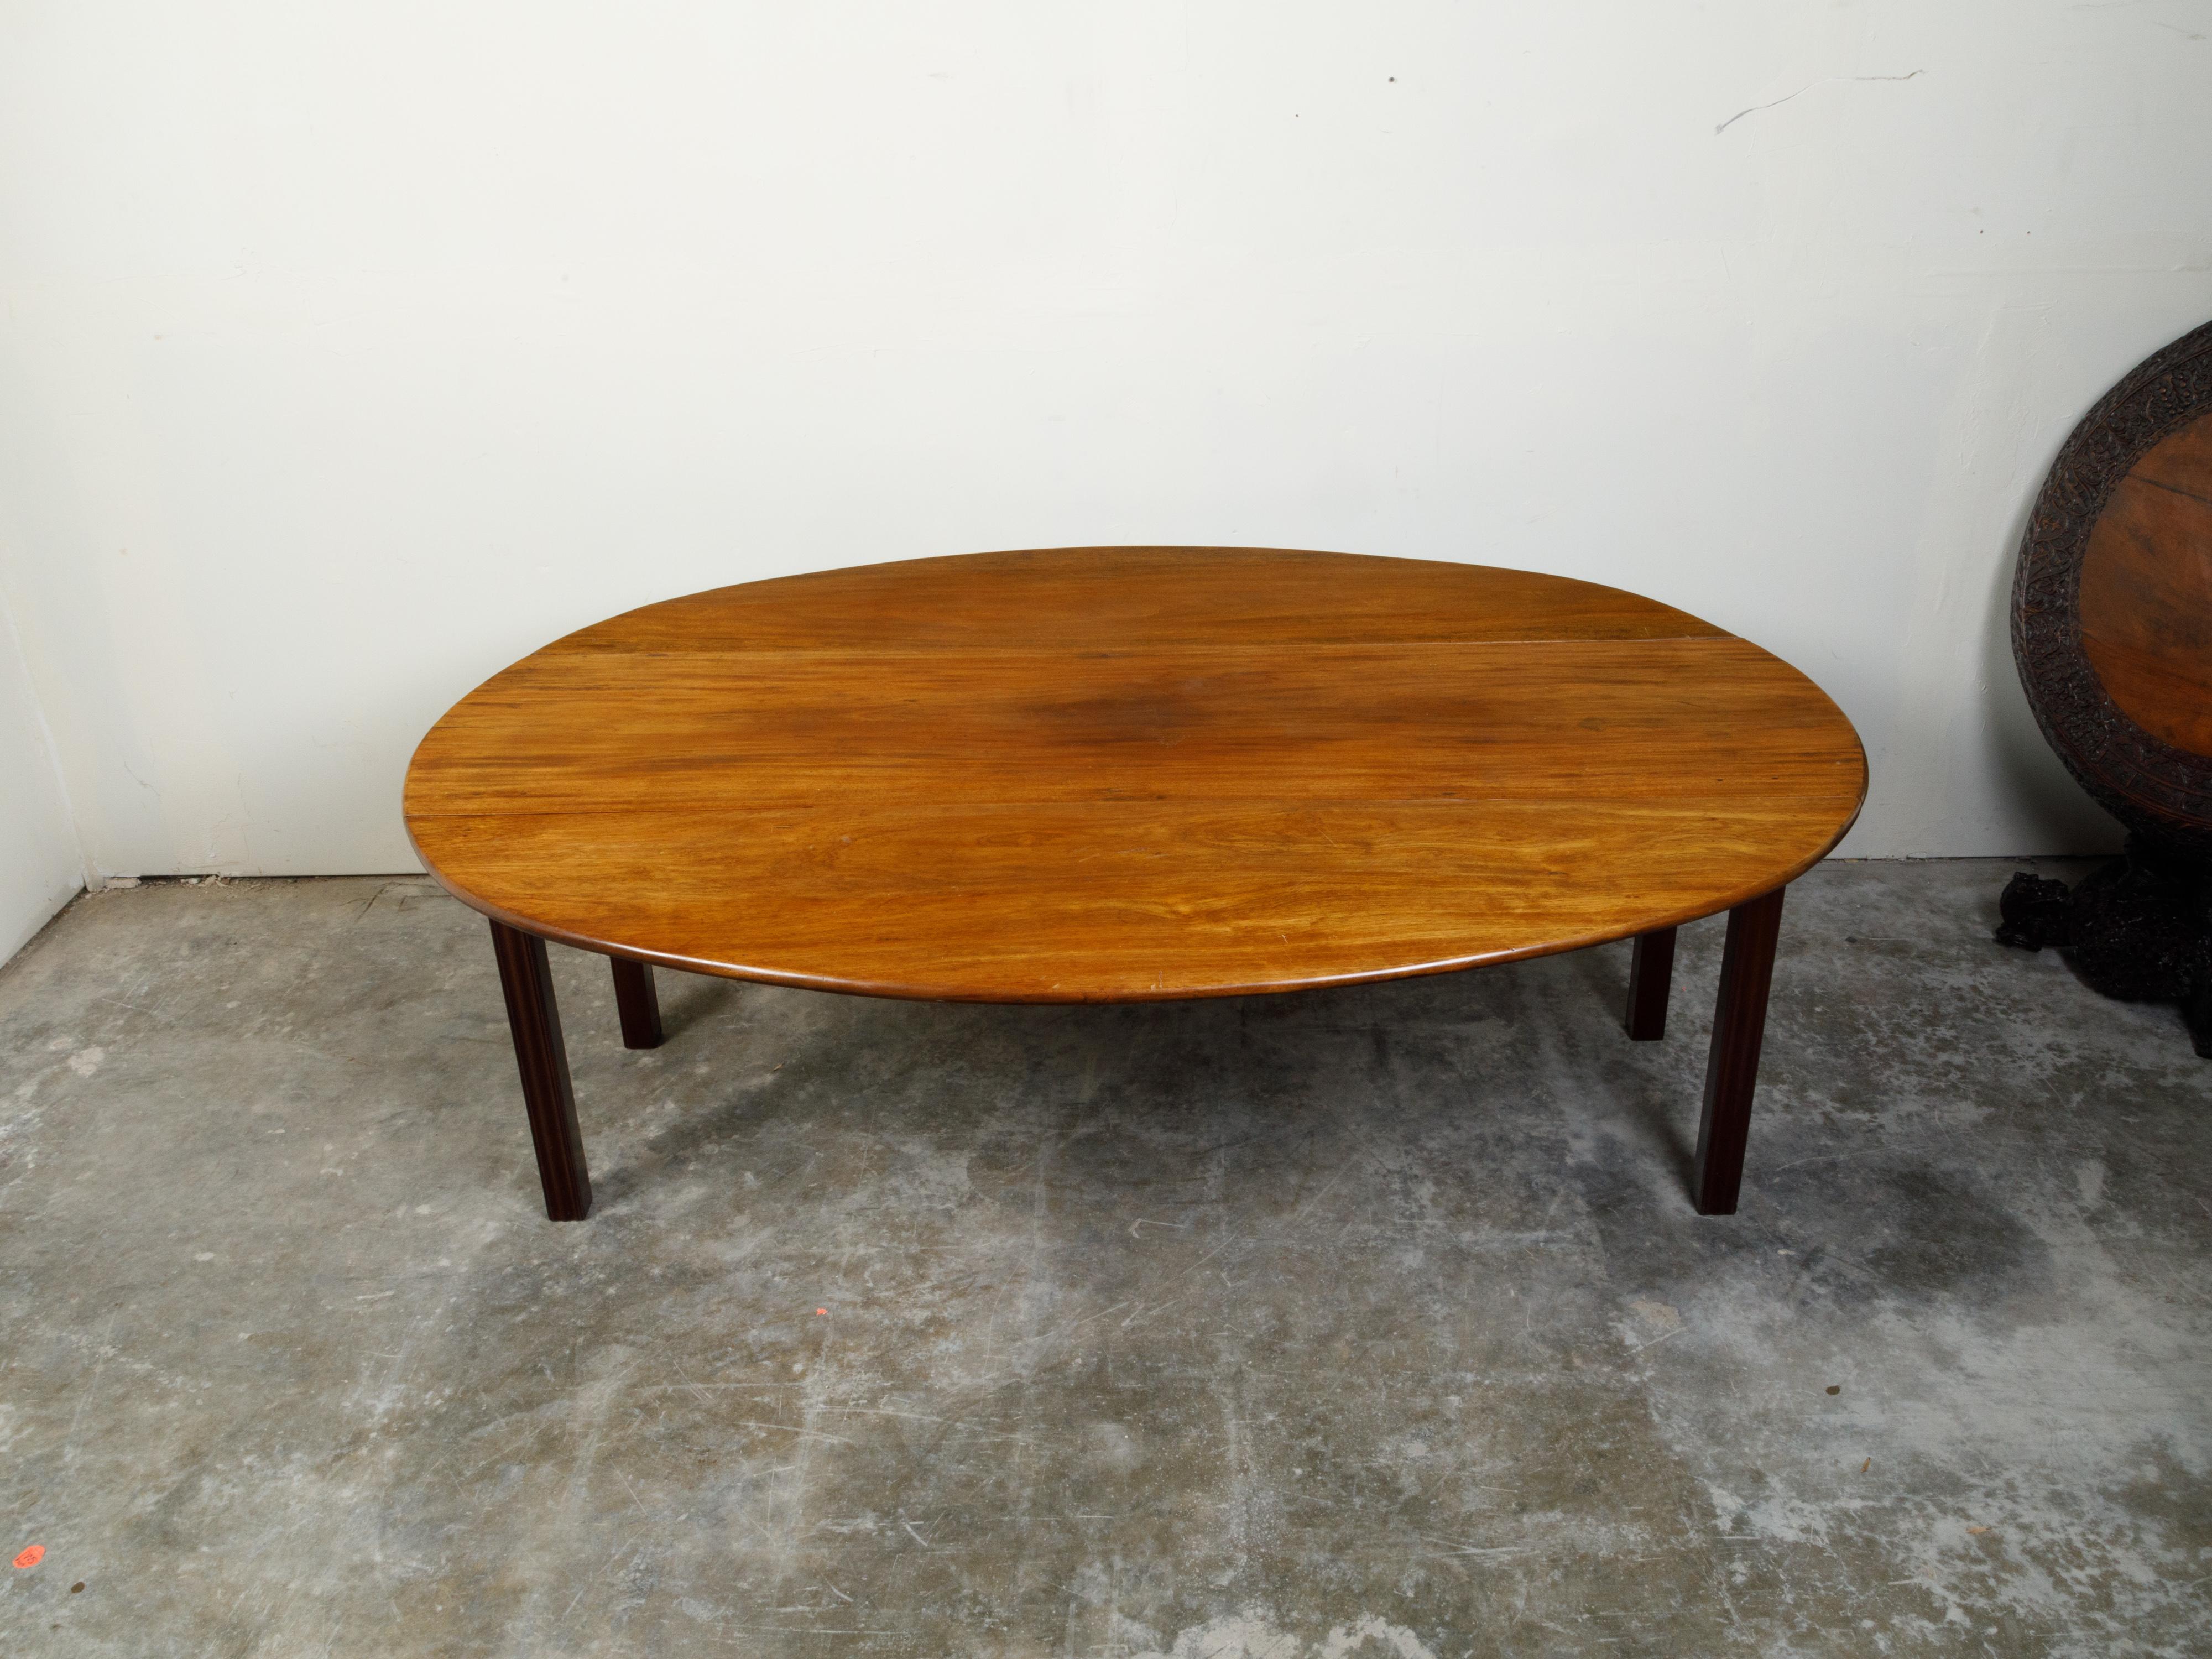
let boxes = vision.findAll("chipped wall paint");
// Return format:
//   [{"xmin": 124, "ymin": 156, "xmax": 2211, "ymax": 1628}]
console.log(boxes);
[{"xmin": 1, "ymin": 1, "xmax": 2206, "ymax": 877}]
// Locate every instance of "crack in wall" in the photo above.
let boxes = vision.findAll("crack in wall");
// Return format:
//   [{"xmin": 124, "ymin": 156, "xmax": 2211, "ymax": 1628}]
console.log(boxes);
[{"xmin": 1716, "ymin": 70, "xmax": 1925, "ymax": 135}]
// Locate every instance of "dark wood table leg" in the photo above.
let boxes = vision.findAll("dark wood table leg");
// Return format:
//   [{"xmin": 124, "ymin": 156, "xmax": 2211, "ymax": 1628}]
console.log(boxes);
[
  {"xmin": 611, "ymin": 958, "xmax": 664, "ymax": 1050},
  {"xmin": 1693, "ymin": 887, "xmax": 1787, "ymax": 1216},
  {"xmin": 489, "ymin": 920, "xmax": 592, "ymax": 1221},
  {"xmin": 1624, "ymin": 926, "xmax": 1676, "ymax": 1040}
]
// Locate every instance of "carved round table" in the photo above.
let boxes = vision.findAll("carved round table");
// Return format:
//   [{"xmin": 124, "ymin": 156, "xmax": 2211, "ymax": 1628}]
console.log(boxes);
[
  {"xmin": 405, "ymin": 547, "xmax": 1866, "ymax": 1219},
  {"xmin": 2001, "ymin": 321, "xmax": 2212, "ymax": 1053},
  {"xmin": 2013, "ymin": 320, "xmax": 2212, "ymax": 851}
]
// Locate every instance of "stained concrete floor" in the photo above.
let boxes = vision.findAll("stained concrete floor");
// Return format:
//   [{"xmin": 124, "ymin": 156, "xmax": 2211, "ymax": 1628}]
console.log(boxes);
[{"xmin": 0, "ymin": 862, "xmax": 2207, "ymax": 1657}]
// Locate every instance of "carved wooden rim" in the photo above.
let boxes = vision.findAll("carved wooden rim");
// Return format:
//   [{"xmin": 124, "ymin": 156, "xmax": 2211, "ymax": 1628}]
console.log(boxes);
[{"xmin": 2012, "ymin": 321, "xmax": 2212, "ymax": 850}]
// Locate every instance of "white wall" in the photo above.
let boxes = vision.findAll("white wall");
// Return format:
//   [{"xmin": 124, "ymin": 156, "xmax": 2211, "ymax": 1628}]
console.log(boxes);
[
  {"xmin": 2, "ymin": 1, "xmax": 2204, "ymax": 875},
  {"xmin": 0, "ymin": 592, "xmax": 83, "ymax": 958}
]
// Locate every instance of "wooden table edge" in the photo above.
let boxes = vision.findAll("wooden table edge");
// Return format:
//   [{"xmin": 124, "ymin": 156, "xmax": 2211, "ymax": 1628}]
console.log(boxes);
[
  {"xmin": 415, "ymin": 792, "xmax": 1856, "ymax": 1223},
  {"xmin": 399, "ymin": 786, "xmax": 1865, "ymax": 1004}
]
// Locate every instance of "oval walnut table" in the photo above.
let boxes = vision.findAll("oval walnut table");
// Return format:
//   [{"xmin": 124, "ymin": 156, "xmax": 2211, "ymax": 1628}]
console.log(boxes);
[{"xmin": 403, "ymin": 547, "xmax": 1866, "ymax": 1221}]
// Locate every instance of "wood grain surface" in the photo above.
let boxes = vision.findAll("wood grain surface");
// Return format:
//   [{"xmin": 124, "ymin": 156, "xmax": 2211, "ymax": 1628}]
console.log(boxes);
[
  {"xmin": 404, "ymin": 547, "xmax": 1866, "ymax": 1000},
  {"xmin": 2079, "ymin": 412, "xmax": 2212, "ymax": 760}
]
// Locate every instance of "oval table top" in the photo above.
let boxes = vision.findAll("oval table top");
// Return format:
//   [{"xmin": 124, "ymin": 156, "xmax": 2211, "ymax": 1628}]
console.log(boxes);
[{"xmin": 404, "ymin": 547, "xmax": 1866, "ymax": 1001}]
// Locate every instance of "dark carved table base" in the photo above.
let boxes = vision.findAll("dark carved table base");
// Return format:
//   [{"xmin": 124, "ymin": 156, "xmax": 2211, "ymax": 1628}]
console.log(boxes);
[
  {"xmin": 1997, "ymin": 841, "xmax": 2212, "ymax": 1058},
  {"xmin": 489, "ymin": 890, "xmax": 1793, "ymax": 1223}
]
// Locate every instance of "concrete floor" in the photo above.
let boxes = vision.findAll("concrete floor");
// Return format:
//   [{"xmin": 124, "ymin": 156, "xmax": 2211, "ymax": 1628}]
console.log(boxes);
[{"xmin": 0, "ymin": 862, "xmax": 2206, "ymax": 1657}]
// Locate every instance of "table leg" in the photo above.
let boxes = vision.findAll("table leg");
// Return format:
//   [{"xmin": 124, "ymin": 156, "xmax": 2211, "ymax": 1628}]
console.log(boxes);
[
  {"xmin": 1624, "ymin": 926, "xmax": 1676, "ymax": 1040},
  {"xmin": 611, "ymin": 958, "xmax": 664, "ymax": 1050},
  {"xmin": 1692, "ymin": 887, "xmax": 1786, "ymax": 1216},
  {"xmin": 489, "ymin": 920, "xmax": 592, "ymax": 1222}
]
